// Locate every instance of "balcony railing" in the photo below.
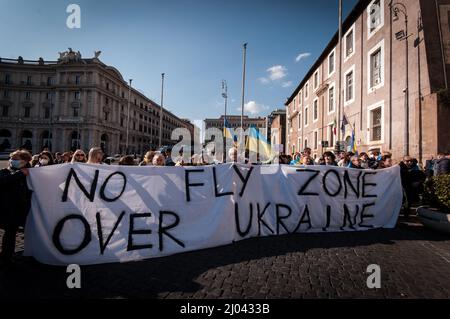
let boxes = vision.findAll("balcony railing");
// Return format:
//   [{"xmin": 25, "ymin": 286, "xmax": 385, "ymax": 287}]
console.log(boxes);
[{"xmin": 0, "ymin": 57, "xmax": 57, "ymax": 65}]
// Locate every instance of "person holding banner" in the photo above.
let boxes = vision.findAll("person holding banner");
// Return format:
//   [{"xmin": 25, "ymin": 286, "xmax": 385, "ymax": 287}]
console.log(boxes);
[
  {"xmin": 119, "ymin": 155, "xmax": 136, "ymax": 166},
  {"xmin": 71, "ymin": 149, "xmax": 87, "ymax": 163},
  {"xmin": 289, "ymin": 152, "xmax": 301, "ymax": 165},
  {"xmin": 152, "ymin": 153, "xmax": 166, "ymax": 166},
  {"xmin": 228, "ymin": 147, "xmax": 238, "ymax": 163},
  {"xmin": 322, "ymin": 151, "xmax": 337, "ymax": 166},
  {"xmin": 139, "ymin": 151, "xmax": 156, "ymax": 166},
  {"xmin": 302, "ymin": 148, "xmax": 314, "ymax": 165},
  {"xmin": 87, "ymin": 147, "xmax": 104, "ymax": 164},
  {"xmin": 348, "ymin": 155, "xmax": 363, "ymax": 169},
  {"xmin": 0, "ymin": 150, "xmax": 31, "ymax": 266},
  {"xmin": 378, "ymin": 155, "xmax": 394, "ymax": 169},
  {"xmin": 34, "ymin": 151, "xmax": 54, "ymax": 167}
]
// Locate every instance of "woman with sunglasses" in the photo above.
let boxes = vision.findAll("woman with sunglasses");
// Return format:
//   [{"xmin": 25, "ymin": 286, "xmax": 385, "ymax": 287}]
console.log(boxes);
[{"xmin": 71, "ymin": 149, "xmax": 87, "ymax": 163}]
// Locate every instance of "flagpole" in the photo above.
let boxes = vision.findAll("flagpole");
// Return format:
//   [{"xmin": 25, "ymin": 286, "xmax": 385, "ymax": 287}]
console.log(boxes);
[
  {"xmin": 126, "ymin": 79, "xmax": 132, "ymax": 154},
  {"xmin": 337, "ymin": 0, "xmax": 343, "ymax": 145},
  {"xmin": 159, "ymin": 73, "xmax": 165, "ymax": 148},
  {"xmin": 222, "ymin": 80, "xmax": 228, "ymax": 162},
  {"xmin": 240, "ymin": 43, "xmax": 248, "ymax": 151}
]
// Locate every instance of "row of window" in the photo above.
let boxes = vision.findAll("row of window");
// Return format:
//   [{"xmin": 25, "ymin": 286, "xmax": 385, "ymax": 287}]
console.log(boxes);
[
  {"xmin": 2, "ymin": 90, "xmax": 179, "ymax": 124},
  {"xmin": 2, "ymin": 74, "xmax": 55, "ymax": 86},
  {"xmin": 1, "ymin": 104, "xmax": 188, "ymax": 138},
  {"xmin": 293, "ymin": 46, "xmax": 383, "ymax": 114},
  {"xmin": 2, "ymin": 90, "xmax": 79, "ymax": 101},
  {"xmin": 290, "ymin": 42, "xmax": 384, "ymax": 135},
  {"xmin": 291, "ymin": 0, "xmax": 385, "ymax": 114},
  {"xmin": 290, "ymin": 102, "xmax": 383, "ymax": 150},
  {"xmin": 1, "ymin": 73, "xmax": 95, "ymax": 86},
  {"xmin": 0, "ymin": 104, "xmax": 49, "ymax": 119},
  {"xmin": 2, "ymin": 75, "xmax": 184, "ymax": 127},
  {"xmin": 208, "ymin": 122, "xmax": 265, "ymax": 128}
]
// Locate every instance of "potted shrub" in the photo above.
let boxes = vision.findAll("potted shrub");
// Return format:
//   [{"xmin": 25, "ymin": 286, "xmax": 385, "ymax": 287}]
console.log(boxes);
[{"xmin": 417, "ymin": 174, "xmax": 450, "ymax": 234}]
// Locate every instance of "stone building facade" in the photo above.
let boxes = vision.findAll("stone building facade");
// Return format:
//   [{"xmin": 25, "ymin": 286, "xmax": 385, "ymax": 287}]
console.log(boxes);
[
  {"xmin": 204, "ymin": 115, "xmax": 267, "ymax": 133},
  {"xmin": 0, "ymin": 49, "xmax": 194, "ymax": 155},
  {"xmin": 266, "ymin": 109, "xmax": 286, "ymax": 153},
  {"xmin": 204, "ymin": 115, "xmax": 266, "ymax": 130},
  {"xmin": 285, "ymin": 0, "xmax": 450, "ymax": 163}
]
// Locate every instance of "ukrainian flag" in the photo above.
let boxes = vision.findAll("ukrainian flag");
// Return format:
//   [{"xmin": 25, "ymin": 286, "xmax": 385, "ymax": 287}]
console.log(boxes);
[
  {"xmin": 224, "ymin": 119, "xmax": 238, "ymax": 143},
  {"xmin": 350, "ymin": 130, "xmax": 357, "ymax": 154},
  {"xmin": 246, "ymin": 125, "xmax": 273, "ymax": 160}
]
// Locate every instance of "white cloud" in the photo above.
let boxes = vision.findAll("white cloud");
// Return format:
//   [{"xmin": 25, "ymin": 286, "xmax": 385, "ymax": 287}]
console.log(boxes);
[
  {"xmin": 295, "ymin": 52, "xmax": 311, "ymax": 62},
  {"xmin": 281, "ymin": 81, "xmax": 293, "ymax": 88},
  {"xmin": 240, "ymin": 101, "xmax": 270, "ymax": 115},
  {"xmin": 259, "ymin": 65, "xmax": 289, "ymax": 86},
  {"xmin": 267, "ymin": 65, "xmax": 287, "ymax": 80}
]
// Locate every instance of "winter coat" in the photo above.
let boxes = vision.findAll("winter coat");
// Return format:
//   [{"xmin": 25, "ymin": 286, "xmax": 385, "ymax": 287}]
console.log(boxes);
[
  {"xmin": 0, "ymin": 168, "xmax": 32, "ymax": 229},
  {"xmin": 434, "ymin": 158, "xmax": 450, "ymax": 176}
]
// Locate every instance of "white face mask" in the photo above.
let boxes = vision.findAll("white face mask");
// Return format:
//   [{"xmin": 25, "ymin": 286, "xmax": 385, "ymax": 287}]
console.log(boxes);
[{"xmin": 39, "ymin": 158, "xmax": 49, "ymax": 166}]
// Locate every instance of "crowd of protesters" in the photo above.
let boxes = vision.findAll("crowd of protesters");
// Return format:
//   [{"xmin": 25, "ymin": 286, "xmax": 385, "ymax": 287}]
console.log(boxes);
[{"xmin": 0, "ymin": 144, "xmax": 449, "ymax": 266}]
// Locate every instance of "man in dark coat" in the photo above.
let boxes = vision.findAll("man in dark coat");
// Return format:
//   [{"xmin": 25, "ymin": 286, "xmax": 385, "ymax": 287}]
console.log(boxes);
[
  {"xmin": 0, "ymin": 150, "xmax": 31, "ymax": 265},
  {"xmin": 399, "ymin": 156, "xmax": 426, "ymax": 217},
  {"xmin": 434, "ymin": 153, "xmax": 450, "ymax": 176},
  {"xmin": 164, "ymin": 147, "xmax": 175, "ymax": 166}
]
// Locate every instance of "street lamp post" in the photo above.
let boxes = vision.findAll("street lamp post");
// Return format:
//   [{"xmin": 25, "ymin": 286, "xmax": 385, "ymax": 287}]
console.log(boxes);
[
  {"xmin": 76, "ymin": 91, "xmax": 81, "ymax": 150},
  {"xmin": 391, "ymin": 2, "xmax": 409, "ymax": 156},
  {"xmin": 49, "ymin": 91, "xmax": 54, "ymax": 151},
  {"xmin": 126, "ymin": 79, "xmax": 132, "ymax": 154},
  {"xmin": 159, "ymin": 73, "xmax": 165, "ymax": 148},
  {"xmin": 222, "ymin": 80, "xmax": 228, "ymax": 162},
  {"xmin": 77, "ymin": 117, "xmax": 80, "ymax": 149},
  {"xmin": 337, "ymin": 0, "xmax": 343, "ymax": 145}
]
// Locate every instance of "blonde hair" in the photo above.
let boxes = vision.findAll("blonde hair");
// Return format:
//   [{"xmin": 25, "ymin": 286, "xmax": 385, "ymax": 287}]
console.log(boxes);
[
  {"xmin": 87, "ymin": 147, "xmax": 103, "ymax": 164},
  {"xmin": 71, "ymin": 149, "xmax": 86, "ymax": 163},
  {"xmin": 144, "ymin": 151, "xmax": 156, "ymax": 163}
]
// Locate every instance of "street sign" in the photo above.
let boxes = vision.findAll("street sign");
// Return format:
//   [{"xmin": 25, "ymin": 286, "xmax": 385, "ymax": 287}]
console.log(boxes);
[{"xmin": 335, "ymin": 141, "xmax": 346, "ymax": 152}]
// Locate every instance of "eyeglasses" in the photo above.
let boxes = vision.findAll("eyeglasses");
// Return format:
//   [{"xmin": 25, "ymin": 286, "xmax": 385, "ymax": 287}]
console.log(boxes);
[{"xmin": 76, "ymin": 154, "xmax": 85, "ymax": 157}]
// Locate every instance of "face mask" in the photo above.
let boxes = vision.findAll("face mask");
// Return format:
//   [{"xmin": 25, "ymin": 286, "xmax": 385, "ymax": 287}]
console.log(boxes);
[
  {"xmin": 10, "ymin": 159, "xmax": 24, "ymax": 169},
  {"xmin": 39, "ymin": 159, "xmax": 49, "ymax": 166}
]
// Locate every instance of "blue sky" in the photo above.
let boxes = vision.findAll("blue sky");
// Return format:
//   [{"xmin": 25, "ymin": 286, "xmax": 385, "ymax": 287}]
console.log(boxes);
[{"xmin": 0, "ymin": 0, "xmax": 358, "ymax": 123}]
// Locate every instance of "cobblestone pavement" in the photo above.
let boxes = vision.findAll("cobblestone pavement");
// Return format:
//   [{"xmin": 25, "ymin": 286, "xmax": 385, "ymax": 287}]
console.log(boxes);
[{"xmin": 1, "ymin": 217, "xmax": 450, "ymax": 299}]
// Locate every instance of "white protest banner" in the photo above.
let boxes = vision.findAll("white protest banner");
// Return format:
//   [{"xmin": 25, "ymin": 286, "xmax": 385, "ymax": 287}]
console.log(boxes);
[{"xmin": 24, "ymin": 163, "xmax": 402, "ymax": 265}]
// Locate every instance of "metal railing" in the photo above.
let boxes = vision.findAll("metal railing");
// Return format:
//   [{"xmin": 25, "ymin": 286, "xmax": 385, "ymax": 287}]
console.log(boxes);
[{"xmin": 0, "ymin": 57, "xmax": 58, "ymax": 65}]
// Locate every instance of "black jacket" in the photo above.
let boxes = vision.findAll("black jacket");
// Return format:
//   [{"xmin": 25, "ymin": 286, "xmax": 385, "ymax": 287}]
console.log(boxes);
[
  {"xmin": 0, "ymin": 168, "xmax": 32, "ymax": 229},
  {"xmin": 434, "ymin": 158, "xmax": 450, "ymax": 176}
]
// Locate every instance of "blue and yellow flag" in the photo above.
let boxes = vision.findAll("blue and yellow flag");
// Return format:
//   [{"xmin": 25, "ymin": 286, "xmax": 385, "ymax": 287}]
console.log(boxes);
[
  {"xmin": 350, "ymin": 130, "xmax": 357, "ymax": 154},
  {"xmin": 223, "ymin": 119, "xmax": 238, "ymax": 143},
  {"xmin": 246, "ymin": 125, "xmax": 273, "ymax": 160}
]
